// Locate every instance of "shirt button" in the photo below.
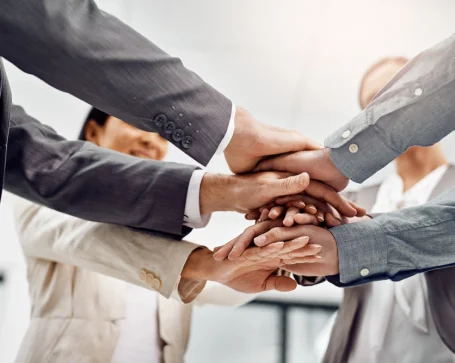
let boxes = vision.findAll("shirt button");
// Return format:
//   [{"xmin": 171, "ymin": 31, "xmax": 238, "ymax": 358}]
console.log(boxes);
[
  {"xmin": 349, "ymin": 144, "xmax": 359, "ymax": 153},
  {"xmin": 164, "ymin": 121, "xmax": 176, "ymax": 134},
  {"xmin": 153, "ymin": 114, "xmax": 167, "ymax": 128},
  {"xmin": 414, "ymin": 88, "xmax": 423, "ymax": 96},
  {"xmin": 181, "ymin": 136, "xmax": 193, "ymax": 149},
  {"xmin": 172, "ymin": 129, "xmax": 184, "ymax": 142},
  {"xmin": 360, "ymin": 268, "xmax": 370, "ymax": 277},
  {"xmin": 342, "ymin": 130, "xmax": 351, "ymax": 139}
]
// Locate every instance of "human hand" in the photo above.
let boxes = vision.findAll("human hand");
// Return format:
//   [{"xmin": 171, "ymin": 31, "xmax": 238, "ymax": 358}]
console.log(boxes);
[
  {"xmin": 254, "ymin": 148, "xmax": 348, "ymax": 192},
  {"xmin": 244, "ymin": 193, "xmax": 366, "ymax": 226},
  {"xmin": 182, "ymin": 235, "xmax": 322, "ymax": 293},
  {"xmin": 224, "ymin": 107, "xmax": 322, "ymax": 174}
]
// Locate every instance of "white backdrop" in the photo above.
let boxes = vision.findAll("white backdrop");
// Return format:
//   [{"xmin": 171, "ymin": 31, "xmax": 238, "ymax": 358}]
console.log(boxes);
[{"xmin": 1, "ymin": 0, "xmax": 455, "ymax": 361}]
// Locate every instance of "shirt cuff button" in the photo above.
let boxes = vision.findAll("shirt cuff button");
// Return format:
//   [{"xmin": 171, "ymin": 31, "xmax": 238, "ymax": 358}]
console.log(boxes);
[
  {"xmin": 360, "ymin": 268, "xmax": 370, "ymax": 277},
  {"xmin": 349, "ymin": 144, "xmax": 359, "ymax": 153}
]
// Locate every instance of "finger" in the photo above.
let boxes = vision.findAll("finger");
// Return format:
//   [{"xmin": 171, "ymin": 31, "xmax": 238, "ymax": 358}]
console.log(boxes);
[
  {"xmin": 213, "ymin": 237, "xmax": 238, "ymax": 261},
  {"xmin": 254, "ymin": 152, "xmax": 300, "ymax": 173},
  {"xmin": 245, "ymin": 210, "xmax": 260, "ymax": 220},
  {"xmin": 227, "ymin": 219, "xmax": 284, "ymax": 260},
  {"xmin": 272, "ymin": 236, "xmax": 309, "ymax": 256},
  {"xmin": 259, "ymin": 208, "xmax": 270, "ymax": 222},
  {"xmin": 349, "ymin": 200, "xmax": 367, "ymax": 217},
  {"xmin": 263, "ymin": 128, "xmax": 322, "ymax": 157},
  {"xmin": 263, "ymin": 275, "xmax": 297, "ymax": 292},
  {"xmin": 241, "ymin": 241, "xmax": 285, "ymax": 262},
  {"xmin": 275, "ymin": 195, "xmax": 305, "ymax": 205},
  {"xmin": 294, "ymin": 213, "xmax": 319, "ymax": 225},
  {"xmin": 283, "ymin": 207, "xmax": 299, "ymax": 227},
  {"xmin": 285, "ymin": 200, "xmax": 307, "ymax": 210},
  {"xmin": 213, "ymin": 246, "xmax": 222, "ymax": 253},
  {"xmin": 316, "ymin": 210, "xmax": 325, "ymax": 223},
  {"xmin": 305, "ymin": 181, "xmax": 357, "ymax": 217},
  {"xmin": 281, "ymin": 255, "xmax": 322, "ymax": 265},
  {"xmin": 269, "ymin": 172, "xmax": 310, "ymax": 199},
  {"xmin": 268, "ymin": 206, "xmax": 285, "ymax": 220},
  {"xmin": 304, "ymin": 204, "xmax": 318, "ymax": 215},
  {"xmin": 259, "ymin": 203, "xmax": 275, "ymax": 213},
  {"xmin": 254, "ymin": 225, "xmax": 308, "ymax": 247},
  {"xmin": 278, "ymin": 242, "xmax": 322, "ymax": 262},
  {"xmin": 325, "ymin": 212, "xmax": 342, "ymax": 227}
]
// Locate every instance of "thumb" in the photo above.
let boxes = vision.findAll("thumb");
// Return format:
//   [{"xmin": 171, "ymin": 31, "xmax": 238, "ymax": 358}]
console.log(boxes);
[
  {"xmin": 271, "ymin": 172, "xmax": 310, "ymax": 197},
  {"xmin": 264, "ymin": 275, "xmax": 297, "ymax": 292},
  {"xmin": 267, "ymin": 129, "xmax": 322, "ymax": 156}
]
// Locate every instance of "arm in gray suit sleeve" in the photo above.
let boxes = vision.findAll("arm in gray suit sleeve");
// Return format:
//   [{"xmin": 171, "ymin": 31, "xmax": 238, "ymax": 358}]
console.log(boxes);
[
  {"xmin": 325, "ymin": 34, "xmax": 455, "ymax": 182},
  {"xmin": 326, "ymin": 187, "xmax": 455, "ymax": 286},
  {"xmin": 0, "ymin": 0, "xmax": 232, "ymax": 165},
  {"xmin": 5, "ymin": 105, "xmax": 196, "ymax": 236}
]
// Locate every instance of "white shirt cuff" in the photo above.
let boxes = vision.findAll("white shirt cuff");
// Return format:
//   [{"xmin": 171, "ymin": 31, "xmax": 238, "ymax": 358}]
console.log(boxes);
[
  {"xmin": 183, "ymin": 170, "xmax": 211, "ymax": 228},
  {"xmin": 215, "ymin": 103, "xmax": 236, "ymax": 154}
]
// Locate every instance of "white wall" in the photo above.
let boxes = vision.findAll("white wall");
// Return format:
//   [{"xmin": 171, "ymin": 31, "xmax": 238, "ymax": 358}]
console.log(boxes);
[{"xmin": 1, "ymin": 1, "xmax": 455, "ymax": 362}]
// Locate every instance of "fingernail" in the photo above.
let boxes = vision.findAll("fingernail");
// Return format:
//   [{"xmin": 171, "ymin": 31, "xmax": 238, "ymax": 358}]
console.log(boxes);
[
  {"xmin": 317, "ymin": 216, "xmax": 324, "ymax": 222},
  {"xmin": 313, "ymin": 244, "xmax": 322, "ymax": 249},
  {"xmin": 254, "ymin": 235, "xmax": 267, "ymax": 245},
  {"xmin": 314, "ymin": 255, "xmax": 322, "ymax": 259},
  {"xmin": 298, "ymin": 201, "xmax": 306, "ymax": 208},
  {"xmin": 308, "ymin": 207, "xmax": 317, "ymax": 213}
]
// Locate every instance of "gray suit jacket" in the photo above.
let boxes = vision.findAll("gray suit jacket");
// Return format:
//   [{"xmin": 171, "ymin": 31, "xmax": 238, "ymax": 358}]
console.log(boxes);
[{"xmin": 0, "ymin": 0, "xmax": 232, "ymax": 236}]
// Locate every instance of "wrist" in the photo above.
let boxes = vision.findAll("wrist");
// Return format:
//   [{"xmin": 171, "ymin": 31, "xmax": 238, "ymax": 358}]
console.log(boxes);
[
  {"xmin": 181, "ymin": 248, "xmax": 216, "ymax": 282},
  {"xmin": 199, "ymin": 173, "xmax": 236, "ymax": 214}
]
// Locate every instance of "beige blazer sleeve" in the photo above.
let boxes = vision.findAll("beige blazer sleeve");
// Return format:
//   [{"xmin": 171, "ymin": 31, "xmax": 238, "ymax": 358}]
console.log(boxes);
[{"xmin": 14, "ymin": 198, "xmax": 205, "ymax": 303}]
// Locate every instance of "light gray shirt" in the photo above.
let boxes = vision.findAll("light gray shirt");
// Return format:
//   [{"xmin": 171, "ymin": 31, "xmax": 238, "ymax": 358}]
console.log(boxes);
[{"xmin": 325, "ymin": 33, "xmax": 455, "ymax": 287}]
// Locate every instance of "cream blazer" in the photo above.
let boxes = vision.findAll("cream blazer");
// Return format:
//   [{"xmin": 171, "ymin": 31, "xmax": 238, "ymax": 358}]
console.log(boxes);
[{"xmin": 13, "ymin": 198, "xmax": 254, "ymax": 363}]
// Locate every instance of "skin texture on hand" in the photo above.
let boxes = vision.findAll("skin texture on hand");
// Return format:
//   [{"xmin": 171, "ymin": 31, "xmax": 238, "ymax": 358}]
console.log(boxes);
[
  {"xmin": 199, "ymin": 171, "xmax": 312, "ymax": 215},
  {"xmin": 254, "ymin": 148, "xmax": 349, "ymax": 192},
  {"xmin": 181, "ymin": 235, "xmax": 322, "ymax": 293},
  {"xmin": 224, "ymin": 107, "xmax": 322, "ymax": 174}
]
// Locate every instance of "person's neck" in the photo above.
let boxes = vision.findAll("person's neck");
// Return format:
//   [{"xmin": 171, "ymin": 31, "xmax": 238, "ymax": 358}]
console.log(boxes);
[{"xmin": 395, "ymin": 145, "xmax": 448, "ymax": 192}]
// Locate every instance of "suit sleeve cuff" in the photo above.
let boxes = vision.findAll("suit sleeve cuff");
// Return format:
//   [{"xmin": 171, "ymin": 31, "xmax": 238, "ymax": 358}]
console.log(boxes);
[
  {"xmin": 215, "ymin": 103, "xmax": 236, "ymax": 154},
  {"xmin": 329, "ymin": 220, "xmax": 389, "ymax": 285},
  {"xmin": 183, "ymin": 170, "xmax": 211, "ymax": 228}
]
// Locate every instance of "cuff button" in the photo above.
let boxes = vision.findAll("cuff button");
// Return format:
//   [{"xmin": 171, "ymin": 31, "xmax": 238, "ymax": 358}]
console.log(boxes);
[
  {"xmin": 164, "ymin": 121, "xmax": 176, "ymax": 134},
  {"xmin": 342, "ymin": 130, "xmax": 351, "ymax": 139},
  {"xmin": 182, "ymin": 136, "xmax": 194, "ymax": 149},
  {"xmin": 153, "ymin": 114, "xmax": 167, "ymax": 128},
  {"xmin": 349, "ymin": 144, "xmax": 359, "ymax": 153},
  {"xmin": 360, "ymin": 268, "xmax": 370, "ymax": 277},
  {"xmin": 172, "ymin": 129, "xmax": 185, "ymax": 142}
]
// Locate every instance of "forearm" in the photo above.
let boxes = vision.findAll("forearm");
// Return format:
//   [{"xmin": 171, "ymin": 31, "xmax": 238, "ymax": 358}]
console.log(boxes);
[
  {"xmin": 326, "ymin": 34, "xmax": 455, "ymax": 182},
  {"xmin": 0, "ymin": 0, "xmax": 231, "ymax": 164},
  {"xmin": 328, "ymin": 187, "xmax": 455, "ymax": 286},
  {"xmin": 15, "ymin": 199, "xmax": 204, "ymax": 300},
  {"xmin": 7, "ymin": 105, "xmax": 195, "ymax": 235}
]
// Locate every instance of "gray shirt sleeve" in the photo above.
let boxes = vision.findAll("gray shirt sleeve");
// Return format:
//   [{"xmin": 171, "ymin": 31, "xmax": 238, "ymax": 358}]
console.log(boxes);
[
  {"xmin": 325, "ymin": 33, "xmax": 455, "ymax": 183},
  {"xmin": 0, "ymin": 0, "xmax": 232, "ymax": 165},
  {"xmin": 327, "ymin": 187, "xmax": 455, "ymax": 286}
]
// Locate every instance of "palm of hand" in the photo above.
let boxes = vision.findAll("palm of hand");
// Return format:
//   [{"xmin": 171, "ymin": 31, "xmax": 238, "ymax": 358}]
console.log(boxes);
[{"xmin": 218, "ymin": 258, "xmax": 296, "ymax": 293}]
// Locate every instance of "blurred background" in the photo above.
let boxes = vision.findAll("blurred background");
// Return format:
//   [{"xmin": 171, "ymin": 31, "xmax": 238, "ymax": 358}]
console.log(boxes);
[{"xmin": 1, "ymin": 0, "xmax": 455, "ymax": 362}]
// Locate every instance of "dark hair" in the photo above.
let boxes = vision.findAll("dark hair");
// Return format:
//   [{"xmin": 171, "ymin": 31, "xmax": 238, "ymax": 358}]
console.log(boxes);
[
  {"xmin": 358, "ymin": 56, "xmax": 409, "ymax": 109},
  {"xmin": 78, "ymin": 107, "xmax": 110, "ymax": 140}
]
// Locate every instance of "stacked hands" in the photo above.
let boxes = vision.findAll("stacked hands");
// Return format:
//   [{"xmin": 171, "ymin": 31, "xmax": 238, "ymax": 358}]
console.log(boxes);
[{"xmin": 187, "ymin": 107, "xmax": 370, "ymax": 294}]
